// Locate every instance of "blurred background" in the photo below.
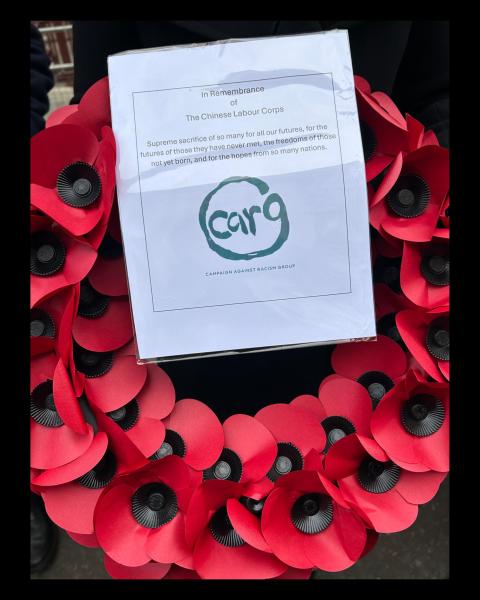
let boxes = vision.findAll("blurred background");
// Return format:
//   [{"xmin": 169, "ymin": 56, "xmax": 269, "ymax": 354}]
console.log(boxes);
[
  {"xmin": 30, "ymin": 20, "xmax": 449, "ymax": 580},
  {"xmin": 32, "ymin": 20, "xmax": 74, "ymax": 116}
]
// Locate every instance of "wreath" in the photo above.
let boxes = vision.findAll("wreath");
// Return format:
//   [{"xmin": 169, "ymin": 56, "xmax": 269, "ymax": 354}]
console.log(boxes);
[{"xmin": 30, "ymin": 75, "xmax": 450, "ymax": 580}]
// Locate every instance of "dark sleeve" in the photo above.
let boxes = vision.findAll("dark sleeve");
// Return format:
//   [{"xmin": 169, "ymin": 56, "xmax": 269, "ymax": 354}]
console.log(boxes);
[
  {"xmin": 392, "ymin": 21, "xmax": 449, "ymax": 147},
  {"xmin": 72, "ymin": 21, "xmax": 141, "ymax": 103},
  {"xmin": 30, "ymin": 24, "xmax": 54, "ymax": 136}
]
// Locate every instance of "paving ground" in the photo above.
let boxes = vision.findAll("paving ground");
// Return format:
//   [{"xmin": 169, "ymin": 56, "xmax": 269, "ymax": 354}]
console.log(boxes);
[{"xmin": 31, "ymin": 476, "xmax": 448, "ymax": 580}]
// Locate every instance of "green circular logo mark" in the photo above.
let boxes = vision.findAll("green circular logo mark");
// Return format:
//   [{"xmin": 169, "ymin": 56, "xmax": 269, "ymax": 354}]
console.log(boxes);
[{"xmin": 199, "ymin": 176, "xmax": 289, "ymax": 261}]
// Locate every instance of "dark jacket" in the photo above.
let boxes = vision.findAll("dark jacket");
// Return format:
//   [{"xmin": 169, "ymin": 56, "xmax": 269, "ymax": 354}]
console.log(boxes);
[
  {"xmin": 31, "ymin": 23, "xmax": 54, "ymax": 136},
  {"xmin": 71, "ymin": 21, "xmax": 449, "ymax": 418}
]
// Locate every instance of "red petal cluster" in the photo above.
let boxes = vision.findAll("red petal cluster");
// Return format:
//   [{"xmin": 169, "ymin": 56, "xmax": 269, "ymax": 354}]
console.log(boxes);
[{"xmin": 29, "ymin": 75, "xmax": 449, "ymax": 579}]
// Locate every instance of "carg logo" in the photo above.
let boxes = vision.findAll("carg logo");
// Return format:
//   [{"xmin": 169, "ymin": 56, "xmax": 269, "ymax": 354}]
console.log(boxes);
[{"xmin": 199, "ymin": 176, "xmax": 289, "ymax": 261}]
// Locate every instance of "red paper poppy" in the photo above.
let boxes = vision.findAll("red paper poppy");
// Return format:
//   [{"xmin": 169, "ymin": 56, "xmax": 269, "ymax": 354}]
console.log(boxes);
[
  {"xmin": 66, "ymin": 531, "xmax": 99, "ymax": 548},
  {"xmin": 31, "ymin": 216, "xmax": 97, "ymax": 309},
  {"xmin": 31, "ymin": 123, "xmax": 115, "ymax": 237},
  {"xmin": 45, "ymin": 104, "xmax": 79, "ymax": 128},
  {"xmin": 72, "ymin": 279, "xmax": 133, "ymax": 352},
  {"xmin": 291, "ymin": 376, "xmax": 373, "ymax": 452},
  {"xmin": 202, "ymin": 414, "xmax": 277, "ymax": 485},
  {"xmin": 255, "ymin": 404, "xmax": 327, "ymax": 482},
  {"xmin": 31, "ymin": 285, "xmax": 76, "ymax": 360},
  {"xmin": 185, "ymin": 480, "xmax": 288, "ymax": 579},
  {"xmin": 157, "ymin": 399, "xmax": 224, "ymax": 471},
  {"xmin": 261, "ymin": 469, "xmax": 367, "ymax": 572},
  {"xmin": 324, "ymin": 434, "xmax": 447, "ymax": 533},
  {"xmin": 73, "ymin": 344, "xmax": 148, "ymax": 412},
  {"xmin": 369, "ymin": 145, "xmax": 449, "ymax": 243},
  {"xmin": 371, "ymin": 370, "xmax": 449, "ymax": 472},
  {"xmin": 331, "ymin": 335, "xmax": 408, "ymax": 408},
  {"xmin": 30, "ymin": 354, "xmax": 93, "ymax": 470},
  {"xmin": 91, "ymin": 364, "xmax": 175, "ymax": 458},
  {"xmin": 400, "ymin": 236, "xmax": 449, "ymax": 311},
  {"xmin": 37, "ymin": 428, "xmax": 146, "ymax": 535},
  {"xmin": 95, "ymin": 455, "xmax": 193, "ymax": 567},
  {"xmin": 396, "ymin": 310, "xmax": 449, "ymax": 382},
  {"xmin": 355, "ymin": 76, "xmax": 408, "ymax": 182}
]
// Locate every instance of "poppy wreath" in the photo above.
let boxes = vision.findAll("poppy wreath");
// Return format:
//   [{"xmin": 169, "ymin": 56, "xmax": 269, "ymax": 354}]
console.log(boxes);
[{"xmin": 30, "ymin": 75, "xmax": 449, "ymax": 579}]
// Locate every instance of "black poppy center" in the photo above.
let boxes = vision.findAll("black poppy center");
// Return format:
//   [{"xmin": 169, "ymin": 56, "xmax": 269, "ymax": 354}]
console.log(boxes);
[
  {"xmin": 420, "ymin": 254, "xmax": 450, "ymax": 287},
  {"xmin": 240, "ymin": 496, "xmax": 265, "ymax": 517},
  {"xmin": 386, "ymin": 174, "xmax": 430, "ymax": 218},
  {"xmin": 73, "ymin": 178, "xmax": 92, "ymax": 197},
  {"xmin": 322, "ymin": 416, "xmax": 356, "ymax": 452},
  {"xmin": 107, "ymin": 399, "xmax": 139, "ymax": 431},
  {"xmin": 131, "ymin": 482, "xmax": 178, "ymax": 529},
  {"xmin": 149, "ymin": 429, "xmax": 186, "ymax": 461},
  {"xmin": 401, "ymin": 394, "xmax": 445, "ymax": 437},
  {"xmin": 73, "ymin": 342, "xmax": 114, "ymax": 378},
  {"xmin": 30, "ymin": 308, "xmax": 56, "ymax": 339},
  {"xmin": 357, "ymin": 371, "xmax": 394, "ymax": 409},
  {"xmin": 267, "ymin": 442, "xmax": 304, "ymax": 481},
  {"xmin": 358, "ymin": 457, "xmax": 401, "ymax": 493},
  {"xmin": 291, "ymin": 493, "xmax": 333, "ymax": 535},
  {"xmin": 426, "ymin": 317, "xmax": 450, "ymax": 361},
  {"xmin": 208, "ymin": 506, "xmax": 245, "ymax": 547},
  {"xmin": 30, "ymin": 381, "xmax": 63, "ymax": 428},
  {"xmin": 203, "ymin": 448, "xmax": 242, "ymax": 482},
  {"xmin": 56, "ymin": 161, "xmax": 101, "ymax": 208},
  {"xmin": 78, "ymin": 280, "xmax": 110, "ymax": 319},
  {"xmin": 77, "ymin": 450, "xmax": 117, "ymax": 489},
  {"xmin": 31, "ymin": 231, "xmax": 66, "ymax": 277}
]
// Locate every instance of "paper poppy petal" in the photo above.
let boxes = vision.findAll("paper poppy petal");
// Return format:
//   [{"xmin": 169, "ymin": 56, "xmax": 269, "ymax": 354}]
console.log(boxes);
[
  {"xmin": 226, "ymin": 498, "xmax": 270, "ymax": 553},
  {"xmin": 73, "ymin": 296, "xmax": 133, "ymax": 352},
  {"xmin": 42, "ymin": 482, "xmax": 104, "ymax": 534},
  {"xmin": 324, "ymin": 434, "xmax": 387, "ymax": 481},
  {"xmin": 91, "ymin": 407, "xmax": 148, "ymax": 475},
  {"xmin": 30, "ymin": 420, "xmax": 94, "ymax": 470},
  {"xmin": 396, "ymin": 310, "xmax": 444, "ymax": 381},
  {"xmin": 30, "ymin": 124, "xmax": 100, "ymax": 188},
  {"xmin": 137, "ymin": 454, "xmax": 191, "ymax": 492},
  {"xmin": 85, "ymin": 355, "xmax": 147, "ymax": 413},
  {"xmin": 31, "ymin": 230, "xmax": 98, "ymax": 309},
  {"xmin": 95, "ymin": 482, "xmax": 150, "ymax": 567},
  {"xmin": 395, "ymin": 469, "xmax": 447, "ymax": 505},
  {"xmin": 46, "ymin": 104, "xmax": 78, "ymax": 128},
  {"xmin": 135, "ymin": 365, "xmax": 175, "ymax": 420},
  {"xmin": 53, "ymin": 358, "xmax": 88, "ymax": 435},
  {"xmin": 163, "ymin": 399, "xmax": 224, "ymax": 471},
  {"xmin": 370, "ymin": 152, "xmax": 403, "ymax": 208},
  {"xmin": 31, "ymin": 351, "xmax": 57, "ymax": 390},
  {"xmin": 194, "ymin": 528, "xmax": 287, "ymax": 579},
  {"xmin": 255, "ymin": 404, "xmax": 326, "ymax": 456},
  {"xmin": 66, "ymin": 531, "xmax": 99, "ymax": 548},
  {"xmin": 223, "ymin": 414, "xmax": 277, "ymax": 483},
  {"xmin": 303, "ymin": 504, "xmax": 366, "ymax": 571},
  {"xmin": 275, "ymin": 567, "xmax": 312, "ymax": 579},
  {"xmin": 125, "ymin": 415, "xmax": 165, "ymax": 458},
  {"xmin": 32, "ymin": 431, "xmax": 108, "ymax": 486},
  {"xmin": 438, "ymin": 360, "xmax": 450, "ymax": 381},
  {"xmin": 332, "ymin": 334, "xmax": 407, "ymax": 380},
  {"xmin": 290, "ymin": 394, "xmax": 327, "ymax": 421},
  {"xmin": 63, "ymin": 77, "xmax": 111, "ymax": 139},
  {"xmin": 89, "ymin": 255, "xmax": 129, "ymax": 297},
  {"xmin": 339, "ymin": 476, "xmax": 418, "ymax": 533},
  {"xmin": 146, "ymin": 513, "xmax": 190, "ymax": 564},
  {"xmin": 104, "ymin": 555, "xmax": 171, "ymax": 580},
  {"xmin": 261, "ymin": 487, "xmax": 313, "ymax": 569},
  {"xmin": 31, "ymin": 183, "xmax": 104, "ymax": 237},
  {"xmin": 319, "ymin": 378, "xmax": 373, "ymax": 436},
  {"xmin": 163, "ymin": 565, "xmax": 200, "ymax": 579}
]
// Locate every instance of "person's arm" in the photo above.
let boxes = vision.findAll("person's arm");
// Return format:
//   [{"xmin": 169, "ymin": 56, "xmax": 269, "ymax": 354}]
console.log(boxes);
[
  {"xmin": 392, "ymin": 21, "xmax": 449, "ymax": 147},
  {"xmin": 30, "ymin": 23, "xmax": 54, "ymax": 136}
]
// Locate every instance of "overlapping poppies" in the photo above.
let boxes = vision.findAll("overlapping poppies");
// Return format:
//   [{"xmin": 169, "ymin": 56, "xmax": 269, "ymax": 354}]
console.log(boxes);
[{"xmin": 30, "ymin": 75, "xmax": 449, "ymax": 578}]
